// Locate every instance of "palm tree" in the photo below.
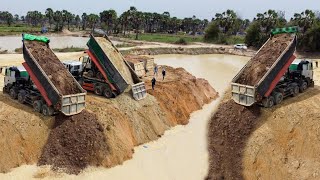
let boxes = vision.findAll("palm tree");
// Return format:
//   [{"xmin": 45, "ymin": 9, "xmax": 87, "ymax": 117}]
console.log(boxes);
[
  {"xmin": 81, "ymin": 13, "xmax": 87, "ymax": 30},
  {"xmin": 53, "ymin": 10, "xmax": 63, "ymax": 31},
  {"xmin": 75, "ymin": 15, "xmax": 81, "ymax": 30},
  {"xmin": 100, "ymin": 9, "xmax": 117, "ymax": 34},
  {"xmin": 87, "ymin": 14, "xmax": 99, "ymax": 32},
  {"xmin": 45, "ymin": 8, "xmax": 54, "ymax": 29}
]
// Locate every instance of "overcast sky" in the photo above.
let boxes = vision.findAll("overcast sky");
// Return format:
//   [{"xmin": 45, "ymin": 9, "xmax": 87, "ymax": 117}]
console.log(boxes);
[{"xmin": 1, "ymin": 0, "xmax": 319, "ymax": 20}]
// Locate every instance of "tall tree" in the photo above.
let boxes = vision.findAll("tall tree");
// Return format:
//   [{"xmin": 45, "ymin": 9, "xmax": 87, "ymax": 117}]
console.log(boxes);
[
  {"xmin": 45, "ymin": 8, "xmax": 54, "ymax": 29},
  {"xmin": 81, "ymin": 13, "xmax": 87, "ymax": 30},
  {"xmin": 100, "ymin": 9, "xmax": 117, "ymax": 34},
  {"xmin": 53, "ymin": 10, "xmax": 63, "ymax": 31},
  {"xmin": 87, "ymin": 14, "xmax": 99, "ymax": 32}
]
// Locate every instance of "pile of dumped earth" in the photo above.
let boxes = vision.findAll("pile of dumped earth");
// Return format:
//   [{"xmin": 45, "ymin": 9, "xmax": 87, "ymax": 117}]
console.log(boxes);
[
  {"xmin": 24, "ymin": 40, "xmax": 81, "ymax": 95},
  {"xmin": 236, "ymin": 33, "xmax": 294, "ymax": 86},
  {"xmin": 0, "ymin": 65, "xmax": 218, "ymax": 174},
  {"xmin": 144, "ymin": 66, "xmax": 218, "ymax": 125},
  {"xmin": 206, "ymin": 98, "xmax": 261, "ymax": 180},
  {"xmin": 38, "ymin": 110, "xmax": 108, "ymax": 174}
]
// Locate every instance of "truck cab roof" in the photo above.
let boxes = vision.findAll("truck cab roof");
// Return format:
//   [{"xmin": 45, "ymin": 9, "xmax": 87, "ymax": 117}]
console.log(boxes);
[
  {"xmin": 291, "ymin": 59, "xmax": 312, "ymax": 65},
  {"xmin": 62, "ymin": 60, "xmax": 82, "ymax": 66}
]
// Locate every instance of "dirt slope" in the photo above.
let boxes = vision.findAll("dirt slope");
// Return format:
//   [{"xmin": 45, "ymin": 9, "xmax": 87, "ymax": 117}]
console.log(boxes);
[
  {"xmin": 207, "ymin": 61, "xmax": 320, "ymax": 179},
  {"xmin": 0, "ymin": 66, "xmax": 218, "ymax": 173}
]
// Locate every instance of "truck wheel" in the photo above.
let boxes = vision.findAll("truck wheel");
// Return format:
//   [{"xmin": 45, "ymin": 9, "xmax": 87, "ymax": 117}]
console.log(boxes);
[
  {"xmin": 18, "ymin": 91, "xmax": 26, "ymax": 104},
  {"xmin": 96, "ymin": 72, "xmax": 103, "ymax": 80},
  {"xmin": 274, "ymin": 92, "xmax": 283, "ymax": 105},
  {"xmin": 103, "ymin": 86, "xmax": 114, "ymax": 98},
  {"xmin": 262, "ymin": 96, "xmax": 274, "ymax": 108},
  {"xmin": 2, "ymin": 87, "xmax": 6, "ymax": 93},
  {"xmin": 94, "ymin": 85, "xmax": 103, "ymax": 96},
  {"xmin": 42, "ymin": 104, "xmax": 54, "ymax": 116},
  {"xmin": 33, "ymin": 100, "xmax": 42, "ymax": 113},
  {"xmin": 9, "ymin": 88, "xmax": 18, "ymax": 99},
  {"xmin": 87, "ymin": 70, "xmax": 94, "ymax": 77},
  {"xmin": 292, "ymin": 85, "xmax": 299, "ymax": 97},
  {"xmin": 299, "ymin": 81, "xmax": 308, "ymax": 93}
]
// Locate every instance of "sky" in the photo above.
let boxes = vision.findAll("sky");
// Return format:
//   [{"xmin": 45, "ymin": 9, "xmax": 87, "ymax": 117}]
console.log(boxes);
[{"xmin": 1, "ymin": 0, "xmax": 319, "ymax": 20}]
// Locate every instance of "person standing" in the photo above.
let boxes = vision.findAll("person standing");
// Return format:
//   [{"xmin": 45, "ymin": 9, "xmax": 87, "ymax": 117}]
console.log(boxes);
[
  {"xmin": 162, "ymin": 67, "xmax": 166, "ymax": 80},
  {"xmin": 154, "ymin": 65, "xmax": 158, "ymax": 76},
  {"xmin": 151, "ymin": 77, "xmax": 156, "ymax": 90}
]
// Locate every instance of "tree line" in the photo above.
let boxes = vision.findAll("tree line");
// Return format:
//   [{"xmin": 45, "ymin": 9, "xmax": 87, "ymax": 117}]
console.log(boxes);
[{"xmin": 0, "ymin": 7, "xmax": 319, "ymax": 51}]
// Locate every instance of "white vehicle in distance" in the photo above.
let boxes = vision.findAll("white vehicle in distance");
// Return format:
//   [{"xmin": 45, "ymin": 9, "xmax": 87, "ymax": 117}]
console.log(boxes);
[{"xmin": 234, "ymin": 44, "xmax": 248, "ymax": 50}]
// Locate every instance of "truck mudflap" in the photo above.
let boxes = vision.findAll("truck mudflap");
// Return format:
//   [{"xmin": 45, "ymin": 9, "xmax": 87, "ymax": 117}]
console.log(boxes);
[
  {"xmin": 132, "ymin": 82, "xmax": 147, "ymax": 101},
  {"xmin": 231, "ymin": 83, "xmax": 255, "ymax": 106},
  {"xmin": 61, "ymin": 93, "xmax": 86, "ymax": 116}
]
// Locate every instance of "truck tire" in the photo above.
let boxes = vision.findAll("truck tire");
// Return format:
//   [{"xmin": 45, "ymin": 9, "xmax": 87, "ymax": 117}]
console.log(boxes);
[
  {"xmin": 2, "ymin": 87, "xmax": 6, "ymax": 93},
  {"xmin": 94, "ymin": 85, "xmax": 103, "ymax": 96},
  {"xmin": 299, "ymin": 81, "xmax": 308, "ymax": 93},
  {"xmin": 9, "ymin": 88, "xmax": 18, "ymax": 99},
  {"xmin": 42, "ymin": 104, "xmax": 54, "ymax": 116},
  {"xmin": 96, "ymin": 72, "xmax": 103, "ymax": 80},
  {"xmin": 33, "ymin": 100, "xmax": 42, "ymax": 113},
  {"xmin": 18, "ymin": 91, "xmax": 26, "ymax": 104},
  {"xmin": 274, "ymin": 92, "xmax": 283, "ymax": 105},
  {"xmin": 87, "ymin": 70, "xmax": 94, "ymax": 78},
  {"xmin": 292, "ymin": 85, "xmax": 299, "ymax": 97},
  {"xmin": 103, "ymin": 86, "xmax": 114, "ymax": 98},
  {"xmin": 262, "ymin": 96, "xmax": 275, "ymax": 108}
]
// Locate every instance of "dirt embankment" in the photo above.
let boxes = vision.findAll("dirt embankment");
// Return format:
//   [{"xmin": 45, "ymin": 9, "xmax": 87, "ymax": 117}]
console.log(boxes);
[
  {"xmin": 121, "ymin": 47, "xmax": 255, "ymax": 57},
  {"xmin": 144, "ymin": 66, "xmax": 218, "ymax": 125},
  {"xmin": 236, "ymin": 34, "xmax": 294, "ymax": 86},
  {"xmin": 207, "ymin": 63, "xmax": 320, "ymax": 179},
  {"xmin": 25, "ymin": 40, "xmax": 81, "ymax": 95},
  {"xmin": 0, "ymin": 66, "xmax": 218, "ymax": 174}
]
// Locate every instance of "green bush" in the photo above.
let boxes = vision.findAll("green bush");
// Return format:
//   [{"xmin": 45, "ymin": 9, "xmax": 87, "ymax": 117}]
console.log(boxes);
[
  {"xmin": 204, "ymin": 22, "xmax": 220, "ymax": 42},
  {"xmin": 175, "ymin": 38, "xmax": 188, "ymax": 45}
]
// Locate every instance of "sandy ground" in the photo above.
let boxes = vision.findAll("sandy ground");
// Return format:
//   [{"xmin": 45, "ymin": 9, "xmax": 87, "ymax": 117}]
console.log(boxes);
[{"xmin": 0, "ymin": 54, "xmax": 248, "ymax": 179}]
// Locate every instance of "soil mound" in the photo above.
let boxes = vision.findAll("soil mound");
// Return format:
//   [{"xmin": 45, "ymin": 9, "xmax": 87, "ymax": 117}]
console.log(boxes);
[
  {"xmin": 38, "ymin": 110, "xmax": 108, "ymax": 174},
  {"xmin": 145, "ymin": 66, "xmax": 218, "ymax": 125},
  {"xmin": 206, "ymin": 99, "xmax": 261, "ymax": 180},
  {"xmin": 24, "ymin": 40, "xmax": 81, "ymax": 95},
  {"xmin": 236, "ymin": 33, "xmax": 293, "ymax": 86}
]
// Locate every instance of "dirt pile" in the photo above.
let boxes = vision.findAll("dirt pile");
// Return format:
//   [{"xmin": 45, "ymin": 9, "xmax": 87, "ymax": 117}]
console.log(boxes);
[
  {"xmin": 0, "ymin": 65, "xmax": 218, "ymax": 174},
  {"xmin": 38, "ymin": 110, "xmax": 108, "ymax": 174},
  {"xmin": 144, "ymin": 66, "xmax": 218, "ymax": 125},
  {"xmin": 206, "ymin": 99, "xmax": 261, "ymax": 179},
  {"xmin": 236, "ymin": 34, "xmax": 294, "ymax": 85},
  {"xmin": 24, "ymin": 40, "xmax": 81, "ymax": 95}
]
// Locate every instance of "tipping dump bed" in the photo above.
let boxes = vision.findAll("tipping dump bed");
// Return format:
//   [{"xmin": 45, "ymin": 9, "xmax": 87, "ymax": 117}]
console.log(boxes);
[
  {"xmin": 23, "ymin": 40, "xmax": 86, "ymax": 115},
  {"xmin": 87, "ymin": 35, "xmax": 131, "ymax": 93},
  {"xmin": 231, "ymin": 33, "xmax": 297, "ymax": 106}
]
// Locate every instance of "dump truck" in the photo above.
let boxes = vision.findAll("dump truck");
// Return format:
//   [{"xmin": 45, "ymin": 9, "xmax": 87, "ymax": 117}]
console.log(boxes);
[
  {"xmin": 3, "ymin": 34, "xmax": 86, "ymax": 116},
  {"xmin": 78, "ymin": 34, "xmax": 146, "ymax": 100},
  {"xmin": 231, "ymin": 27, "xmax": 314, "ymax": 107}
]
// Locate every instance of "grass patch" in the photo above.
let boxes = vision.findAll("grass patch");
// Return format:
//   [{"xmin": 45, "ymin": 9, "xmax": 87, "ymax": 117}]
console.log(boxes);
[
  {"xmin": 53, "ymin": 46, "xmax": 85, "ymax": 52},
  {"xmin": 14, "ymin": 48, "xmax": 22, "ymax": 53},
  {"xmin": 115, "ymin": 43, "xmax": 135, "ymax": 48},
  {"xmin": 0, "ymin": 24, "xmax": 41, "ymax": 35},
  {"xmin": 174, "ymin": 38, "xmax": 188, "ymax": 45},
  {"xmin": 125, "ymin": 33, "xmax": 203, "ymax": 44}
]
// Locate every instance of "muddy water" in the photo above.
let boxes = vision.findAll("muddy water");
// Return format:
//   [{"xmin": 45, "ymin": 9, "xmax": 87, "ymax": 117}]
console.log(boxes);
[
  {"xmin": 0, "ymin": 54, "xmax": 249, "ymax": 179},
  {"xmin": 0, "ymin": 36, "xmax": 123, "ymax": 53}
]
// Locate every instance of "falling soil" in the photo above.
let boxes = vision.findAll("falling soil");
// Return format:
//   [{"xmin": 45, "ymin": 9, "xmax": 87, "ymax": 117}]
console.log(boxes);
[
  {"xmin": 24, "ymin": 40, "xmax": 81, "ymax": 95},
  {"xmin": 236, "ymin": 34, "xmax": 294, "ymax": 86},
  {"xmin": 38, "ymin": 110, "xmax": 108, "ymax": 174},
  {"xmin": 206, "ymin": 99, "xmax": 261, "ymax": 180}
]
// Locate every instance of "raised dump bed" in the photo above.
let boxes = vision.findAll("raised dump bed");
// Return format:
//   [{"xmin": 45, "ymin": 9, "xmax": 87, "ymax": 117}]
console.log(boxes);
[
  {"xmin": 23, "ymin": 34, "xmax": 86, "ymax": 115},
  {"xmin": 125, "ymin": 55, "xmax": 155, "ymax": 76},
  {"xmin": 87, "ymin": 34, "xmax": 147, "ymax": 100},
  {"xmin": 231, "ymin": 33, "xmax": 297, "ymax": 106}
]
